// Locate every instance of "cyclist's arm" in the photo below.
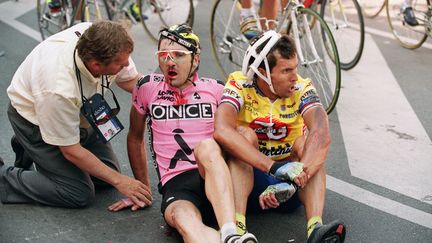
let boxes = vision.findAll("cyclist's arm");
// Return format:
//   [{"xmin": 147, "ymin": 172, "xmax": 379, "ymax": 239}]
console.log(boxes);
[
  {"xmin": 214, "ymin": 103, "xmax": 274, "ymax": 172},
  {"xmin": 127, "ymin": 107, "xmax": 151, "ymax": 187},
  {"xmin": 300, "ymin": 105, "xmax": 331, "ymax": 178}
]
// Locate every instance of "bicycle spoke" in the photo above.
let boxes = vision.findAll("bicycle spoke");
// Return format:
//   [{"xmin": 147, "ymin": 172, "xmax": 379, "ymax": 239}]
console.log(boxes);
[
  {"xmin": 37, "ymin": 0, "xmax": 72, "ymax": 40},
  {"xmin": 386, "ymin": 0, "xmax": 429, "ymax": 49},
  {"xmin": 321, "ymin": 0, "xmax": 364, "ymax": 70},
  {"xmin": 294, "ymin": 7, "xmax": 341, "ymax": 114},
  {"xmin": 211, "ymin": 0, "xmax": 249, "ymax": 79},
  {"xmin": 140, "ymin": 0, "xmax": 194, "ymax": 42}
]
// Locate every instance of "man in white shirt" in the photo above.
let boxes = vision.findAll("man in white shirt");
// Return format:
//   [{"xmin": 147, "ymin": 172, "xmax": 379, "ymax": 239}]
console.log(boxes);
[{"xmin": 0, "ymin": 21, "xmax": 152, "ymax": 208}]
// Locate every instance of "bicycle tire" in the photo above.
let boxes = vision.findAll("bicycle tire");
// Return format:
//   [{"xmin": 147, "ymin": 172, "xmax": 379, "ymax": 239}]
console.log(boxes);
[
  {"xmin": 320, "ymin": 0, "xmax": 365, "ymax": 70},
  {"xmin": 139, "ymin": 0, "xmax": 194, "ymax": 43},
  {"xmin": 361, "ymin": 0, "xmax": 386, "ymax": 18},
  {"xmin": 289, "ymin": 7, "xmax": 341, "ymax": 114},
  {"xmin": 210, "ymin": 0, "xmax": 249, "ymax": 79},
  {"xmin": 37, "ymin": 0, "xmax": 72, "ymax": 40},
  {"xmin": 386, "ymin": 0, "xmax": 429, "ymax": 49}
]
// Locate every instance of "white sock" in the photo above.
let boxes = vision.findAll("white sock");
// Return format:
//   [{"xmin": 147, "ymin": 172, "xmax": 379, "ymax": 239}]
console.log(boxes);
[
  {"xmin": 241, "ymin": 8, "xmax": 254, "ymax": 19},
  {"xmin": 220, "ymin": 222, "xmax": 237, "ymax": 242}
]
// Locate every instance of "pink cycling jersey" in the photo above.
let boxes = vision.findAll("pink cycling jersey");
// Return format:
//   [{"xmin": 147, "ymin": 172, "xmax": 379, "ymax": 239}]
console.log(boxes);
[{"xmin": 132, "ymin": 73, "xmax": 224, "ymax": 187}]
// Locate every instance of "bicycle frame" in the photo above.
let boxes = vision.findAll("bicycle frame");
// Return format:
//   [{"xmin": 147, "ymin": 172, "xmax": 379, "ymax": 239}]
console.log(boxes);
[
  {"xmin": 57, "ymin": 0, "xmax": 104, "ymax": 26},
  {"xmin": 428, "ymin": 5, "xmax": 432, "ymax": 36},
  {"xmin": 276, "ymin": 0, "xmax": 322, "ymax": 67},
  {"xmin": 219, "ymin": 0, "xmax": 322, "ymax": 67}
]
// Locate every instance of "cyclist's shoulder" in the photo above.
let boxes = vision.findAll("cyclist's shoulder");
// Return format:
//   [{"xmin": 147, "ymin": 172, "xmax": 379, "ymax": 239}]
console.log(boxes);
[
  {"xmin": 198, "ymin": 75, "xmax": 225, "ymax": 87},
  {"xmin": 226, "ymin": 71, "xmax": 253, "ymax": 89},
  {"xmin": 228, "ymin": 71, "xmax": 248, "ymax": 82},
  {"xmin": 136, "ymin": 73, "xmax": 165, "ymax": 89},
  {"xmin": 295, "ymin": 74, "xmax": 315, "ymax": 90}
]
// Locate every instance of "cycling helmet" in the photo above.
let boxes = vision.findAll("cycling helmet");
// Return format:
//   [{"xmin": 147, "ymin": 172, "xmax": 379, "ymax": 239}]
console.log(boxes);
[
  {"xmin": 158, "ymin": 24, "xmax": 200, "ymax": 54},
  {"xmin": 242, "ymin": 30, "xmax": 281, "ymax": 94}
]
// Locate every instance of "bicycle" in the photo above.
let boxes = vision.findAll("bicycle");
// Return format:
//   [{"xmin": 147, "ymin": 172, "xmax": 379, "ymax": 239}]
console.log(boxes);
[
  {"xmin": 138, "ymin": 0, "xmax": 195, "ymax": 42},
  {"xmin": 37, "ymin": 0, "xmax": 109, "ymax": 40},
  {"xmin": 210, "ymin": 0, "xmax": 341, "ymax": 114},
  {"xmin": 37, "ymin": 0, "xmax": 194, "ymax": 41},
  {"xmin": 386, "ymin": 0, "xmax": 431, "ymax": 49},
  {"xmin": 359, "ymin": 0, "xmax": 386, "ymax": 18},
  {"xmin": 306, "ymin": 0, "xmax": 365, "ymax": 70}
]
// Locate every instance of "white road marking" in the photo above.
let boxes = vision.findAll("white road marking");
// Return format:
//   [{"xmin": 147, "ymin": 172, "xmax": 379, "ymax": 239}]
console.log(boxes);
[
  {"xmin": 327, "ymin": 175, "xmax": 432, "ymax": 229},
  {"xmin": 336, "ymin": 32, "xmax": 432, "ymax": 204},
  {"xmin": 0, "ymin": 0, "xmax": 42, "ymax": 42}
]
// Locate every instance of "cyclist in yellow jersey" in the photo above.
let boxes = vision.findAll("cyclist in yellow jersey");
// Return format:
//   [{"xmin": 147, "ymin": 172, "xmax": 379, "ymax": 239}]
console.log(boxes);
[
  {"xmin": 194, "ymin": 31, "xmax": 346, "ymax": 243},
  {"xmin": 224, "ymin": 70, "xmax": 315, "ymax": 161}
]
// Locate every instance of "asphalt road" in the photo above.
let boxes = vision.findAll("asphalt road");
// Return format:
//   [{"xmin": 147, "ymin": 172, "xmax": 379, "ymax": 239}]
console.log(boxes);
[{"xmin": 0, "ymin": 0, "xmax": 431, "ymax": 242}]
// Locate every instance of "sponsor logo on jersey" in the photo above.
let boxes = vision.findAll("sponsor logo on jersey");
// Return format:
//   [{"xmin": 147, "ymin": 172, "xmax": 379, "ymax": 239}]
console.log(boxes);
[
  {"xmin": 151, "ymin": 103, "xmax": 213, "ymax": 120},
  {"xmin": 223, "ymin": 88, "xmax": 241, "ymax": 100},
  {"xmin": 192, "ymin": 92, "xmax": 201, "ymax": 100},
  {"xmin": 259, "ymin": 142, "xmax": 292, "ymax": 157},
  {"xmin": 156, "ymin": 90, "xmax": 176, "ymax": 102},
  {"xmin": 300, "ymin": 89, "xmax": 318, "ymax": 101},
  {"xmin": 279, "ymin": 111, "xmax": 299, "ymax": 119},
  {"xmin": 229, "ymin": 80, "xmax": 243, "ymax": 90},
  {"xmin": 153, "ymin": 75, "xmax": 164, "ymax": 82},
  {"xmin": 249, "ymin": 116, "xmax": 289, "ymax": 141}
]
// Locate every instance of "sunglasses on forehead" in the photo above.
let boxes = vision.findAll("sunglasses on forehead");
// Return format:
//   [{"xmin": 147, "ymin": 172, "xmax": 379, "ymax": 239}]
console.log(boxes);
[{"xmin": 155, "ymin": 50, "xmax": 193, "ymax": 63}]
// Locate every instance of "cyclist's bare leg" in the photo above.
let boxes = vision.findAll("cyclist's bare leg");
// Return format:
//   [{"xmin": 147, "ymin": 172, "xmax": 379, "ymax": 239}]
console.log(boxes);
[
  {"xmin": 240, "ymin": 0, "xmax": 252, "ymax": 8},
  {"xmin": 239, "ymin": 0, "xmax": 261, "ymax": 39},
  {"xmin": 227, "ymin": 127, "xmax": 257, "ymax": 223},
  {"xmin": 260, "ymin": 0, "xmax": 278, "ymax": 30},
  {"xmin": 298, "ymin": 165, "xmax": 326, "ymax": 221},
  {"xmin": 164, "ymin": 200, "xmax": 220, "ymax": 243},
  {"xmin": 292, "ymin": 135, "xmax": 326, "ymax": 229},
  {"xmin": 73, "ymin": 0, "xmax": 83, "ymax": 21},
  {"xmin": 194, "ymin": 139, "xmax": 236, "ymax": 227}
]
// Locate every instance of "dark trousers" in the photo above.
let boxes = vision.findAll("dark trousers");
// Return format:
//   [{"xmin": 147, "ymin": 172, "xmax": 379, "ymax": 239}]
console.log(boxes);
[{"xmin": 0, "ymin": 103, "xmax": 120, "ymax": 208}]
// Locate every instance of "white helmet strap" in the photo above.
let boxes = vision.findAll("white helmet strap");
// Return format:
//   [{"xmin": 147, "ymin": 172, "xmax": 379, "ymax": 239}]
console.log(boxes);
[{"xmin": 249, "ymin": 58, "xmax": 275, "ymax": 94}]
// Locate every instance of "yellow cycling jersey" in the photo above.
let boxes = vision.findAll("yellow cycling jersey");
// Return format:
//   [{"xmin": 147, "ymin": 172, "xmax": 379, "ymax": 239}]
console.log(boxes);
[{"xmin": 221, "ymin": 71, "xmax": 322, "ymax": 161}]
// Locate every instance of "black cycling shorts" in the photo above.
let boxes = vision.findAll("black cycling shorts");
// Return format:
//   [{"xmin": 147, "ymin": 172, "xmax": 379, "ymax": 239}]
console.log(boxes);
[{"xmin": 160, "ymin": 169, "xmax": 216, "ymax": 224}]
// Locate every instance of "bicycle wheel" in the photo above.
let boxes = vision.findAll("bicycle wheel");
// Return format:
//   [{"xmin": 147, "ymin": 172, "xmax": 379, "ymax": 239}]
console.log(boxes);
[
  {"xmin": 210, "ymin": 0, "xmax": 249, "ymax": 79},
  {"xmin": 320, "ymin": 0, "xmax": 365, "ymax": 70},
  {"xmin": 139, "ymin": 0, "xmax": 194, "ymax": 43},
  {"xmin": 37, "ymin": 0, "xmax": 72, "ymax": 40},
  {"xmin": 386, "ymin": 0, "xmax": 429, "ymax": 49},
  {"xmin": 361, "ymin": 0, "xmax": 386, "ymax": 18},
  {"xmin": 290, "ymin": 7, "xmax": 341, "ymax": 114}
]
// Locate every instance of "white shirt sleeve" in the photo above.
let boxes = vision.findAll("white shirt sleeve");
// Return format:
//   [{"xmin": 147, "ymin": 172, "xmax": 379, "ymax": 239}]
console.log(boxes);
[
  {"xmin": 34, "ymin": 92, "xmax": 81, "ymax": 146},
  {"xmin": 115, "ymin": 57, "xmax": 139, "ymax": 83}
]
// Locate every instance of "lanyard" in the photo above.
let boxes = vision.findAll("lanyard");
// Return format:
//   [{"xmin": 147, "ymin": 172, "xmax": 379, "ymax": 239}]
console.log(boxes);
[{"xmin": 73, "ymin": 48, "xmax": 110, "ymax": 104}]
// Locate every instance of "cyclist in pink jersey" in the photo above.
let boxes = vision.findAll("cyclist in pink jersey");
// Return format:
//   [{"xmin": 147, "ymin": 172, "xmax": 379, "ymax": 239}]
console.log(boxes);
[
  {"xmin": 194, "ymin": 31, "xmax": 346, "ymax": 243},
  {"xmin": 108, "ymin": 24, "xmax": 257, "ymax": 243}
]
